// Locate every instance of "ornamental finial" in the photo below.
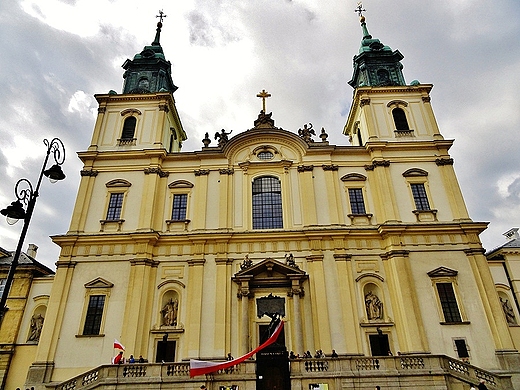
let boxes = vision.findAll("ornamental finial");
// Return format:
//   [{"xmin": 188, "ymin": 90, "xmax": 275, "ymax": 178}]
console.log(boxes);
[
  {"xmin": 355, "ymin": 2, "xmax": 366, "ymax": 22},
  {"xmin": 152, "ymin": 10, "xmax": 167, "ymax": 45}
]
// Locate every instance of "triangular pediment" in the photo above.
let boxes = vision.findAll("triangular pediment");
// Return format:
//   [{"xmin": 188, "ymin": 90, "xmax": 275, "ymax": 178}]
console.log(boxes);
[
  {"xmin": 84, "ymin": 277, "xmax": 114, "ymax": 289},
  {"xmin": 233, "ymin": 258, "xmax": 307, "ymax": 289},
  {"xmin": 235, "ymin": 258, "xmax": 306, "ymax": 277},
  {"xmin": 427, "ymin": 266, "xmax": 458, "ymax": 278}
]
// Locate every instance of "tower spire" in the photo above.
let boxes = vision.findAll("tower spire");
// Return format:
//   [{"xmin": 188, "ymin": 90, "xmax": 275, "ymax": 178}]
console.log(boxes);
[
  {"xmin": 348, "ymin": 5, "xmax": 406, "ymax": 89},
  {"xmin": 152, "ymin": 10, "xmax": 167, "ymax": 46},
  {"xmin": 121, "ymin": 11, "xmax": 178, "ymax": 94}
]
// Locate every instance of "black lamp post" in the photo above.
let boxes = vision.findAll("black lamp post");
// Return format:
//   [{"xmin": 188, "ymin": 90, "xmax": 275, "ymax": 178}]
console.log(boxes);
[{"xmin": 0, "ymin": 138, "xmax": 65, "ymax": 324}]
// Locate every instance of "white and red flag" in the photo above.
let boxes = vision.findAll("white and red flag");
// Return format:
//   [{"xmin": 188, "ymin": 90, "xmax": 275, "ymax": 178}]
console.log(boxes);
[
  {"xmin": 190, "ymin": 320, "xmax": 284, "ymax": 377},
  {"xmin": 114, "ymin": 339, "xmax": 125, "ymax": 351}
]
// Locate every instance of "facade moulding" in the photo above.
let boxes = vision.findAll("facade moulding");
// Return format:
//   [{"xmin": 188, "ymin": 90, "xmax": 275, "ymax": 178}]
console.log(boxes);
[
  {"xmin": 364, "ymin": 160, "xmax": 391, "ymax": 170},
  {"xmin": 219, "ymin": 168, "xmax": 234, "ymax": 175},
  {"xmin": 297, "ymin": 165, "xmax": 314, "ymax": 172},
  {"xmin": 129, "ymin": 258, "xmax": 159, "ymax": 267},
  {"xmin": 144, "ymin": 167, "xmax": 169, "ymax": 177},
  {"xmin": 120, "ymin": 108, "xmax": 142, "ymax": 116},
  {"xmin": 80, "ymin": 169, "xmax": 99, "ymax": 177},
  {"xmin": 322, "ymin": 164, "xmax": 339, "ymax": 171},
  {"xmin": 435, "ymin": 158, "xmax": 454, "ymax": 166},
  {"xmin": 194, "ymin": 169, "xmax": 210, "ymax": 176},
  {"xmin": 380, "ymin": 250, "xmax": 410, "ymax": 260}
]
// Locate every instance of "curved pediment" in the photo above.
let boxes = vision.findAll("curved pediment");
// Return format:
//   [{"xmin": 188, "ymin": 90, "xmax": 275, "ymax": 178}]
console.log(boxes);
[{"xmin": 223, "ymin": 128, "xmax": 309, "ymax": 166}]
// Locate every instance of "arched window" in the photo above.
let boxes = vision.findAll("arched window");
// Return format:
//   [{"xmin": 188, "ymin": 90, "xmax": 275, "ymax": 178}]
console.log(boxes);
[
  {"xmin": 392, "ymin": 108, "xmax": 409, "ymax": 130},
  {"xmin": 121, "ymin": 116, "xmax": 136, "ymax": 140},
  {"xmin": 252, "ymin": 176, "xmax": 283, "ymax": 229}
]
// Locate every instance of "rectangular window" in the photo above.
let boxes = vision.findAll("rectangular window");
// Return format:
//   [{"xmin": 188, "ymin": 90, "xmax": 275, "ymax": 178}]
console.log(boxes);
[
  {"xmin": 454, "ymin": 339, "xmax": 469, "ymax": 358},
  {"xmin": 348, "ymin": 188, "xmax": 367, "ymax": 214},
  {"xmin": 436, "ymin": 283, "xmax": 462, "ymax": 323},
  {"xmin": 410, "ymin": 183, "xmax": 430, "ymax": 211},
  {"xmin": 171, "ymin": 194, "xmax": 188, "ymax": 220},
  {"xmin": 83, "ymin": 295, "xmax": 105, "ymax": 335},
  {"xmin": 252, "ymin": 177, "xmax": 283, "ymax": 229},
  {"xmin": 106, "ymin": 193, "xmax": 124, "ymax": 220}
]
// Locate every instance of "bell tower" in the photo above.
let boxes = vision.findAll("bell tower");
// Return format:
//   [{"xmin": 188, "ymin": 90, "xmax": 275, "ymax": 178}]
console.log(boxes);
[
  {"xmin": 87, "ymin": 11, "xmax": 186, "ymax": 154},
  {"xmin": 344, "ymin": 8, "xmax": 443, "ymax": 145}
]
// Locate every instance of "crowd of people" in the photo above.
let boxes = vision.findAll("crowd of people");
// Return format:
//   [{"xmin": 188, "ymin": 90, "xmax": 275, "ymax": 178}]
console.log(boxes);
[
  {"xmin": 289, "ymin": 349, "xmax": 338, "ymax": 359},
  {"xmin": 112, "ymin": 352, "xmax": 146, "ymax": 364}
]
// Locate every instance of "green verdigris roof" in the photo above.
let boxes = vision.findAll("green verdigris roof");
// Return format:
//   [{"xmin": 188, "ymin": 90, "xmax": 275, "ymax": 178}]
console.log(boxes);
[
  {"xmin": 348, "ymin": 15, "xmax": 406, "ymax": 88},
  {"xmin": 121, "ymin": 19, "xmax": 178, "ymax": 94}
]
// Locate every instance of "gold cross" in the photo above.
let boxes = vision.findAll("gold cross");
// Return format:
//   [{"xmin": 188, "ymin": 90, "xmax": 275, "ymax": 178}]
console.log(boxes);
[{"xmin": 256, "ymin": 89, "xmax": 271, "ymax": 112}]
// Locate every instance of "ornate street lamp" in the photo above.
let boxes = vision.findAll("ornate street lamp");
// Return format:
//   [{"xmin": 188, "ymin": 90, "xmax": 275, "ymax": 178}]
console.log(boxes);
[{"xmin": 0, "ymin": 138, "xmax": 65, "ymax": 323}]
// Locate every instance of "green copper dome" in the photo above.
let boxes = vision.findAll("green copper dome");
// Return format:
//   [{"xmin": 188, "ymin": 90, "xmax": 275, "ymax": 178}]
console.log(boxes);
[
  {"xmin": 122, "ymin": 18, "xmax": 178, "ymax": 94},
  {"xmin": 348, "ymin": 15, "xmax": 406, "ymax": 88}
]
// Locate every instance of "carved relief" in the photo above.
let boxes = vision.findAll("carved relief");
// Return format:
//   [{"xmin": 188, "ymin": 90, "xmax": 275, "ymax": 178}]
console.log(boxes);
[{"xmin": 194, "ymin": 169, "xmax": 210, "ymax": 176}]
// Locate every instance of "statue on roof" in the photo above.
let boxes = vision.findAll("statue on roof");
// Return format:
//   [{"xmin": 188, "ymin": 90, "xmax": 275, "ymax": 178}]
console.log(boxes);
[
  {"xmin": 298, "ymin": 123, "xmax": 315, "ymax": 143},
  {"xmin": 215, "ymin": 129, "xmax": 232, "ymax": 147}
]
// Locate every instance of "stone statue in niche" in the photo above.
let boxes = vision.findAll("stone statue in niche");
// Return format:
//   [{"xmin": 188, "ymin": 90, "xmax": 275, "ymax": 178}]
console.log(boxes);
[
  {"xmin": 501, "ymin": 297, "xmax": 517, "ymax": 325},
  {"xmin": 161, "ymin": 298, "xmax": 179, "ymax": 326},
  {"xmin": 27, "ymin": 313, "xmax": 44, "ymax": 342},
  {"xmin": 365, "ymin": 291, "xmax": 383, "ymax": 320}
]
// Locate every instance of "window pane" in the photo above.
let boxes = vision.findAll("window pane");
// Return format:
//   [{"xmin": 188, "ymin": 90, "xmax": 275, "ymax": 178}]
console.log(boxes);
[
  {"xmin": 436, "ymin": 283, "xmax": 462, "ymax": 322},
  {"xmin": 122, "ymin": 117, "xmax": 136, "ymax": 139},
  {"xmin": 83, "ymin": 295, "xmax": 105, "ymax": 335},
  {"xmin": 348, "ymin": 188, "xmax": 366, "ymax": 214},
  {"xmin": 392, "ymin": 108, "xmax": 409, "ymax": 130},
  {"xmin": 106, "ymin": 193, "xmax": 124, "ymax": 220},
  {"xmin": 252, "ymin": 177, "xmax": 283, "ymax": 229},
  {"xmin": 411, "ymin": 183, "xmax": 430, "ymax": 211},
  {"xmin": 171, "ymin": 194, "xmax": 188, "ymax": 220},
  {"xmin": 454, "ymin": 339, "xmax": 469, "ymax": 358}
]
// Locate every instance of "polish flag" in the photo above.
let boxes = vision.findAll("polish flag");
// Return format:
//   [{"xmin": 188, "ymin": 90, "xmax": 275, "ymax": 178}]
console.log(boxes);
[
  {"xmin": 190, "ymin": 320, "xmax": 284, "ymax": 377},
  {"xmin": 114, "ymin": 339, "xmax": 125, "ymax": 350}
]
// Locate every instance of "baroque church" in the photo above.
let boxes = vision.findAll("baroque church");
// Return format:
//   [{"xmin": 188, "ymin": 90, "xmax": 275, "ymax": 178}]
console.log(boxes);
[{"xmin": 3, "ymin": 8, "xmax": 520, "ymax": 390}]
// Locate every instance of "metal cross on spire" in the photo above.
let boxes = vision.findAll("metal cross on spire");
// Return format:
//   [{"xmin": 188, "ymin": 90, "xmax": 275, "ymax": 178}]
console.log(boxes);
[
  {"xmin": 257, "ymin": 89, "xmax": 271, "ymax": 112},
  {"xmin": 156, "ymin": 9, "xmax": 167, "ymax": 24},
  {"xmin": 354, "ymin": 2, "xmax": 366, "ymax": 17}
]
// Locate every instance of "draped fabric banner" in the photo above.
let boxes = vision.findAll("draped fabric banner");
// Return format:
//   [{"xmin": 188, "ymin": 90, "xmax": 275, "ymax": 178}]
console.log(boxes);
[{"xmin": 189, "ymin": 320, "xmax": 284, "ymax": 377}]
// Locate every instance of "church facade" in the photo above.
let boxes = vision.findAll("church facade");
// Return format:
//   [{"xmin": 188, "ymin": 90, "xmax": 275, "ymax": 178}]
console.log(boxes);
[{"xmin": 6, "ymin": 11, "xmax": 520, "ymax": 390}]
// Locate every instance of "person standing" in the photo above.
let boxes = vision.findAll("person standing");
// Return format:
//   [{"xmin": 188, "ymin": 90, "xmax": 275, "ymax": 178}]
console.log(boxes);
[
  {"xmin": 113, "ymin": 351, "xmax": 124, "ymax": 364},
  {"xmin": 478, "ymin": 380, "xmax": 488, "ymax": 390}
]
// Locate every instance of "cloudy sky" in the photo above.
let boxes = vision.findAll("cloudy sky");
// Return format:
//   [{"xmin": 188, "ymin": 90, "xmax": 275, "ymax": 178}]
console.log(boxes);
[{"xmin": 0, "ymin": 0, "xmax": 519, "ymax": 269}]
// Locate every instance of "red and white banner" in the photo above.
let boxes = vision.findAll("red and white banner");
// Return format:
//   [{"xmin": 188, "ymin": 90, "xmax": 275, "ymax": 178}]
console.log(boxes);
[
  {"xmin": 190, "ymin": 320, "xmax": 284, "ymax": 377},
  {"xmin": 114, "ymin": 339, "xmax": 125, "ymax": 350}
]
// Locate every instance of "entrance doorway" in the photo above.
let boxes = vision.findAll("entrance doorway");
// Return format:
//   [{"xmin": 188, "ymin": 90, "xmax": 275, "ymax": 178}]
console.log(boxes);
[
  {"xmin": 156, "ymin": 340, "xmax": 176, "ymax": 362},
  {"xmin": 369, "ymin": 333, "xmax": 389, "ymax": 356},
  {"xmin": 256, "ymin": 323, "xmax": 289, "ymax": 390}
]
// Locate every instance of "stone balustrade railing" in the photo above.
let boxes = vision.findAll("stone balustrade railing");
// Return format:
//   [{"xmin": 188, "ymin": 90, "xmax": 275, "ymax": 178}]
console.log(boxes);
[{"xmin": 52, "ymin": 355, "xmax": 511, "ymax": 390}]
